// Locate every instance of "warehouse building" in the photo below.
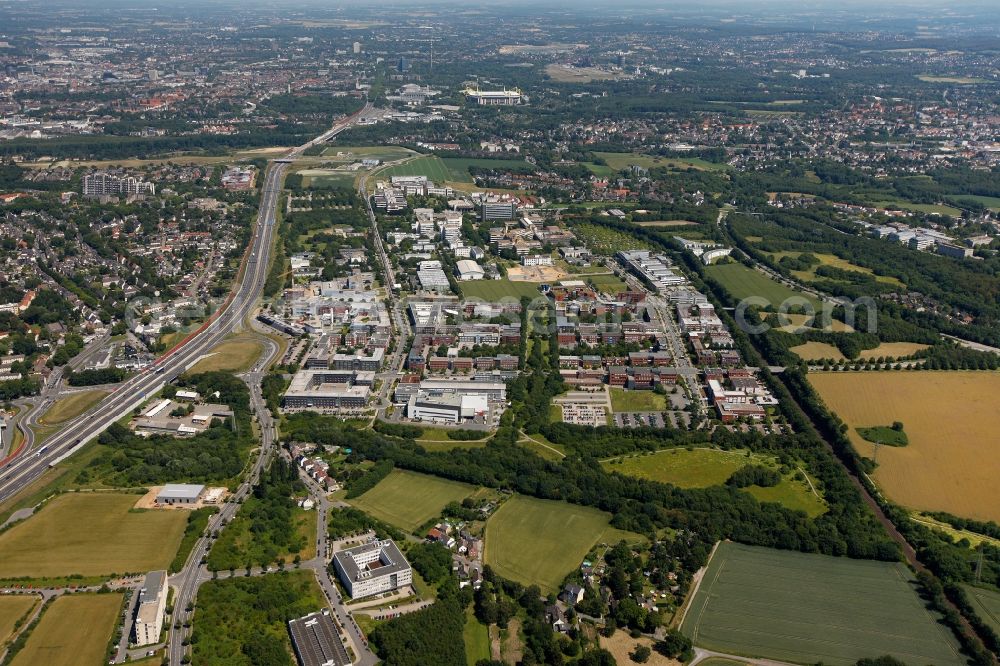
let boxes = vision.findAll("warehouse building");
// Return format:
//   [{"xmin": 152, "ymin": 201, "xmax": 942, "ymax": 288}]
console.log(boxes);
[
  {"xmin": 156, "ymin": 484, "xmax": 205, "ymax": 505},
  {"xmin": 288, "ymin": 609, "xmax": 352, "ymax": 666},
  {"xmin": 333, "ymin": 539, "xmax": 412, "ymax": 599}
]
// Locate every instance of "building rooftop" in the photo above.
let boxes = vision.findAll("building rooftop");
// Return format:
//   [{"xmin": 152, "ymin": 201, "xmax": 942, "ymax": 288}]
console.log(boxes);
[
  {"xmin": 333, "ymin": 539, "xmax": 410, "ymax": 583},
  {"xmin": 156, "ymin": 483, "xmax": 205, "ymax": 501},
  {"xmin": 288, "ymin": 609, "xmax": 352, "ymax": 666}
]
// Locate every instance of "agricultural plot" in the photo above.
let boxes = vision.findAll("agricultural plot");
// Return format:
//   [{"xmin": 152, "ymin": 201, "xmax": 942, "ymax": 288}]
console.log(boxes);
[
  {"xmin": 302, "ymin": 172, "xmax": 358, "ymax": 190},
  {"xmin": 790, "ymin": 342, "xmax": 846, "ymax": 361},
  {"xmin": 963, "ymin": 585, "xmax": 1000, "ymax": 635},
  {"xmin": 10, "ymin": 593, "xmax": 122, "ymax": 666},
  {"xmin": 810, "ymin": 371, "xmax": 1000, "ymax": 522},
  {"xmin": 605, "ymin": 448, "xmax": 826, "ymax": 517},
  {"xmin": 681, "ymin": 542, "xmax": 963, "ymax": 666},
  {"xmin": 349, "ymin": 470, "xmax": 476, "ymax": 532},
  {"xmin": 868, "ymin": 198, "xmax": 961, "ymax": 217},
  {"xmin": 460, "ymin": 279, "xmax": 542, "ymax": 301},
  {"xmin": 0, "ymin": 596, "xmax": 38, "ymax": 644},
  {"xmin": 705, "ymin": 262, "xmax": 822, "ymax": 310},
  {"xmin": 776, "ymin": 313, "xmax": 854, "ymax": 334},
  {"xmin": 188, "ymin": 339, "xmax": 262, "ymax": 374},
  {"xmin": 950, "ymin": 194, "xmax": 1000, "ymax": 212},
  {"xmin": 0, "ymin": 493, "xmax": 188, "ymax": 578},
  {"xmin": 484, "ymin": 495, "xmax": 642, "ymax": 593}
]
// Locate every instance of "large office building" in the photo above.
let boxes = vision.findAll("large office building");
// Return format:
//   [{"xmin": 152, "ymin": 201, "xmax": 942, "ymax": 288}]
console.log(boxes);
[
  {"xmin": 418, "ymin": 378, "xmax": 507, "ymax": 402},
  {"xmin": 288, "ymin": 609, "xmax": 352, "ymax": 666},
  {"xmin": 134, "ymin": 570, "xmax": 168, "ymax": 646},
  {"xmin": 82, "ymin": 172, "xmax": 155, "ymax": 198},
  {"xmin": 480, "ymin": 200, "xmax": 517, "ymax": 221},
  {"xmin": 282, "ymin": 369, "xmax": 371, "ymax": 410},
  {"xmin": 333, "ymin": 540, "xmax": 412, "ymax": 598}
]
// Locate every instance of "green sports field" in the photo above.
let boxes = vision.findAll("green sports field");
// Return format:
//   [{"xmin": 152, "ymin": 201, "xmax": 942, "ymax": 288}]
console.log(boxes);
[
  {"xmin": 0, "ymin": 493, "xmax": 188, "ymax": 578},
  {"xmin": 10, "ymin": 593, "xmax": 122, "ymax": 666},
  {"xmin": 484, "ymin": 495, "xmax": 643, "ymax": 593},
  {"xmin": 460, "ymin": 279, "xmax": 542, "ymax": 300},
  {"xmin": 705, "ymin": 262, "xmax": 822, "ymax": 310},
  {"xmin": 963, "ymin": 584, "xmax": 1000, "ymax": 634},
  {"xmin": 348, "ymin": 470, "xmax": 476, "ymax": 532},
  {"xmin": 681, "ymin": 542, "xmax": 963, "ymax": 666}
]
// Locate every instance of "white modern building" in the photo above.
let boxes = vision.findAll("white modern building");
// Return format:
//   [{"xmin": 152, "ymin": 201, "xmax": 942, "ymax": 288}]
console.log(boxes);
[
  {"xmin": 455, "ymin": 260, "xmax": 485, "ymax": 281},
  {"xmin": 333, "ymin": 540, "xmax": 412, "ymax": 598},
  {"xmin": 156, "ymin": 484, "xmax": 205, "ymax": 505},
  {"xmin": 407, "ymin": 392, "xmax": 489, "ymax": 423},
  {"xmin": 134, "ymin": 570, "xmax": 168, "ymax": 646}
]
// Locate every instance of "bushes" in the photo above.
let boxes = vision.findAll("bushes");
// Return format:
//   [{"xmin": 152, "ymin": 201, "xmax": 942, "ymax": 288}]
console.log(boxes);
[
  {"xmin": 369, "ymin": 596, "xmax": 466, "ymax": 666},
  {"xmin": 345, "ymin": 460, "xmax": 394, "ymax": 499},
  {"xmin": 66, "ymin": 368, "xmax": 130, "ymax": 386},
  {"xmin": 372, "ymin": 421, "xmax": 422, "ymax": 439},
  {"xmin": 726, "ymin": 465, "xmax": 782, "ymax": 488}
]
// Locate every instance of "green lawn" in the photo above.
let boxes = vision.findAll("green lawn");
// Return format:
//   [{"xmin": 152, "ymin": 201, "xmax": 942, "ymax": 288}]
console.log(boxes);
[
  {"xmin": 376, "ymin": 155, "xmax": 452, "ymax": 183},
  {"xmin": 38, "ymin": 390, "xmax": 108, "ymax": 426},
  {"xmin": 681, "ymin": 542, "xmax": 963, "ymax": 666},
  {"xmin": 705, "ymin": 262, "xmax": 822, "ymax": 310},
  {"xmin": 460, "ymin": 279, "xmax": 542, "ymax": 300},
  {"xmin": 440, "ymin": 157, "xmax": 531, "ymax": 182},
  {"xmin": 464, "ymin": 606, "xmax": 492, "ymax": 665},
  {"xmin": 609, "ymin": 387, "xmax": 666, "ymax": 412},
  {"xmin": 484, "ymin": 495, "xmax": 642, "ymax": 593},
  {"xmin": 604, "ymin": 448, "xmax": 826, "ymax": 518},
  {"xmin": 321, "ymin": 145, "xmax": 415, "ymax": 162},
  {"xmin": 0, "ymin": 493, "xmax": 188, "ymax": 578},
  {"xmin": 868, "ymin": 199, "xmax": 961, "ymax": 217},
  {"xmin": 349, "ymin": 470, "xmax": 476, "ymax": 533},
  {"xmin": 187, "ymin": 339, "xmax": 262, "ymax": 374},
  {"xmin": 951, "ymin": 194, "xmax": 1000, "ymax": 212},
  {"xmin": 591, "ymin": 152, "xmax": 728, "ymax": 172},
  {"xmin": 585, "ymin": 273, "xmax": 628, "ymax": 293},
  {"xmin": 963, "ymin": 585, "xmax": 1000, "ymax": 635}
]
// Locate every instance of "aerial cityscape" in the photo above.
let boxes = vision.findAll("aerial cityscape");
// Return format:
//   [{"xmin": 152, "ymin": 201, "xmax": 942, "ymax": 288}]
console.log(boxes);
[{"xmin": 0, "ymin": 0, "xmax": 999, "ymax": 665}]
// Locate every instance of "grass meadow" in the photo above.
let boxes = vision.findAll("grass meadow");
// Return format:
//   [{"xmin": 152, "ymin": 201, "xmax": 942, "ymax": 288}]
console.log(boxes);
[
  {"xmin": 459, "ymin": 279, "xmax": 542, "ymax": 301},
  {"xmin": 187, "ymin": 339, "xmax": 263, "ymax": 374},
  {"xmin": 484, "ymin": 495, "xmax": 643, "ymax": 593},
  {"xmin": 348, "ymin": 470, "xmax": 476, "ymax": 533},
  {"xmin": 604, "ymin": 448, "xmax": 826, "ymax": 517},
  {"xmin": 681, "ymin": 542, "xmax": 963, "ymax": 666},
  {"xmin": 705, "ymin": 262, "xmax": 822, "ymax": 310}
]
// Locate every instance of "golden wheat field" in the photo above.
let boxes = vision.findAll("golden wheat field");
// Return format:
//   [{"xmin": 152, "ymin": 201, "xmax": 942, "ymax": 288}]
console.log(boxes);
[{"xmin": 810, "ymin": 371, "xmax": 1000, "ymax": 522}]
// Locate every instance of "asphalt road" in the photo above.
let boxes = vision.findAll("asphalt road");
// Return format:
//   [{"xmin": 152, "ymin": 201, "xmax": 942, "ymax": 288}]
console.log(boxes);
[{"xmin": 0, "ymin": 104, "xmax": 374, "ymax": 507}]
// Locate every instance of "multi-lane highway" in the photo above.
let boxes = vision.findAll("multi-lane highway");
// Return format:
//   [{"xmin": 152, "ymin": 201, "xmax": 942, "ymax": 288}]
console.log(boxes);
[{"xmin": 0, "ymin": 105, "xmax": 372, "ymax": 505}]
